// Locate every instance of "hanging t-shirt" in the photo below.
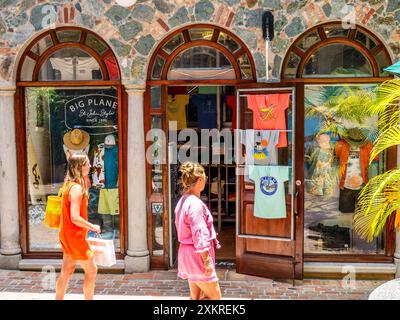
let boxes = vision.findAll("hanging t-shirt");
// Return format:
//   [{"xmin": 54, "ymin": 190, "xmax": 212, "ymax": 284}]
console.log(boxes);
[
  {"xmin": 226, "ymin": 95, "xmax": 237, "ymax": 130},
  {"xmin": 344, "ymin": 146, "xmax": 363, "ymax": 190},
  {"xmin": 92, "ymin": 143, "xmax": 105, "ymax": 188},
  {"xmin": 191, "ymin": 94, "xmax": 217, "ymax": 129},
  {"xmin": 247, "ymin": 94, "xmax": 290, "ymax": 148},
  {"xmin": 249, "ymin": 165, "xmax": 289, "ymax": 219},
  {"xmin": 243, "ymin": 130, "xmax": 280, "ymax": 165},
  {"xmin": 50, "ymin": 57, "xmax": 100, "ymax": 81},
  {"xmin": 167, "ymin": 95, "xmax": 189, "ymax": 130},
  {"xmin": 104, "ymin": 145, "xmax": 119, "ymax": 188}
]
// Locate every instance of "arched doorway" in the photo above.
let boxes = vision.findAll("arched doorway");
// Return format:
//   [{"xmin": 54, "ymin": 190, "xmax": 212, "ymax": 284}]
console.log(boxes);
[
  {"xmin": 145, "ymin": 24, "xmax": 256, "ymax": 269},
  {"xmin": 15, "ymin": 27, "xmax": 126, "ymax": 259},
  {"xmin": 280, "ymin": 22, "xmax": 396, "ymax": 271}
]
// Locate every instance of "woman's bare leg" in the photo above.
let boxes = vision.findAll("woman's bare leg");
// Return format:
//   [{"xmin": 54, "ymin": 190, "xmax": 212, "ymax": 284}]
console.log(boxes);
[
  {"xmin": 194, "ymin": 281, "xmax": 222, "ymax": 300},
  {"xmin": 55, "ymin": 254, "xmax": 76, "ymax": 300},
  {"xmin": 188, "ymin": 280, "xmax": 202, "ymax": 300},
  {"xmin": 79, "ymin": 257, "xmax": 98, "ymax": 300}
]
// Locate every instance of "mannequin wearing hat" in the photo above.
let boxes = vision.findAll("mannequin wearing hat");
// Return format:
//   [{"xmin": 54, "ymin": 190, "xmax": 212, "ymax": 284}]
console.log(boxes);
[
  {"xmin": 334, "ymin": 128, "xmax": 377, "ymax": 213},
  {"xmin": 63, "ymin": 129, "xmax": 91, "ymax": 188},
  {"xmin": 63, "ymin": 128, "xmax": 90, "ymax": 160}
]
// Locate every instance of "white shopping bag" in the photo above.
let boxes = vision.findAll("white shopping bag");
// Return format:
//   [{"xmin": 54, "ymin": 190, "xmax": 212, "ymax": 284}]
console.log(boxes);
[{"xmin": 87, "ymin": 235, "xmax": 116, "ymax": 267}]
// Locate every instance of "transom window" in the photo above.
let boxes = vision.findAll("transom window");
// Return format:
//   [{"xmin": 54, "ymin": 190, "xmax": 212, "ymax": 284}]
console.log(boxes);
[
  {"xmin": 148, "ymin": 24, "xmax": 255, "ymax": 81},
  {"xmin": 282, "ymin": 22, "xmax": 392, "ymax": 79},
  {"xmin": 18, "ymin": 27, "xmax": 120, "ymax": 82}
]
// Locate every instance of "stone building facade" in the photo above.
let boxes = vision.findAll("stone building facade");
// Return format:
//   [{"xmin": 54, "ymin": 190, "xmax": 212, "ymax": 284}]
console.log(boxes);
[{"xmin": 0, "ymin": 0, "xmax": 399, "ymax": 278}]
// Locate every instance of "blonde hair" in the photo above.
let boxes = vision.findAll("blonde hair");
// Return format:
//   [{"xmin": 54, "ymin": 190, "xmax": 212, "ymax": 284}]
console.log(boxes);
[
  {"xmin": 179, "ymin": 162, "xmax": 205, "ymax": 193},
  {"xmin": 65, "ymin": 153, "xmax": 89, "ymax": 193}
]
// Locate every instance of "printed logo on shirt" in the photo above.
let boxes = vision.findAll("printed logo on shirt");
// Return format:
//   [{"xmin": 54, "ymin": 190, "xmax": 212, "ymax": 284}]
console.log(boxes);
[
  {"xmin": 260, "ymin": 176, "xmax": 278, "ymax": 196},
  {"xmin": 258, "ymin": 102, "xmax": 276, "ymax": 121},
  {"xmin": 253, "ymin": 139, "xmax": 269, "ymax": 160}
]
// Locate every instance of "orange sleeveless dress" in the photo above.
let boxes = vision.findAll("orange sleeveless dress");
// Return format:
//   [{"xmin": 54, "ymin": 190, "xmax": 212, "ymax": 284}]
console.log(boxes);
[{"xmin": 59, "ymin": 182, "xmax": 94, "ymax": 260}]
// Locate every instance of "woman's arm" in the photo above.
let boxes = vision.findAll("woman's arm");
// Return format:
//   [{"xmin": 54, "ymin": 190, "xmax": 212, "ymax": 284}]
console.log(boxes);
[
  {"xmin": 69, "ymin": 185, "xmax": 100, "ymax": 232},
  {"xmin": 199, "ymin": 250, "xmax": 213, "ymax": 277}
]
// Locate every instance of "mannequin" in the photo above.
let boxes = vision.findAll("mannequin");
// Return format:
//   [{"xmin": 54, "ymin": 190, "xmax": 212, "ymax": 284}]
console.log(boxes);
[
  {"xmin": 335, "ymin": 128, "xmax": 376, "ymax": 213},
  {"xmin": 306, "ymin": 133, "xmax": 336, "ymax": 196}
]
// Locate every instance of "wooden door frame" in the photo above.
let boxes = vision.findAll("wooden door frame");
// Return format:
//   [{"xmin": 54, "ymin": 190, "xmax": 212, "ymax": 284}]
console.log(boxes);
[{"xmin": 15, "ymin": 81, "xmax": 127, "ymax": 260}]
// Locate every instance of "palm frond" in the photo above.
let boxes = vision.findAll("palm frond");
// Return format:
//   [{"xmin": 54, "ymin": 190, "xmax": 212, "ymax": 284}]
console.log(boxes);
[
  {"xmin": 369, "ymin": 79, "xmax": 400, "ymax": 115},
  {"xmin": 354, "ymin": 168, "xmax": 400, "ymax": 241},
  {"xmin": 369, "ymin": 125, "xmax": 400, "ymax": 163}
]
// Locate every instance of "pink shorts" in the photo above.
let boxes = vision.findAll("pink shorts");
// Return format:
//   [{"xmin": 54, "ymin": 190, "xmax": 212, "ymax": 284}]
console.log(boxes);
[{"xmin": 177, "ymin": 243, "xmax": 219, "ymax": 282}]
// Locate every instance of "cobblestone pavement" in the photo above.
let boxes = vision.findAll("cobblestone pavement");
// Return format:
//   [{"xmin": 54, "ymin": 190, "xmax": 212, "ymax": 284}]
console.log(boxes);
[{"xmin": 0, "ymin": 269, "xmax": 386, "ymax": 300}]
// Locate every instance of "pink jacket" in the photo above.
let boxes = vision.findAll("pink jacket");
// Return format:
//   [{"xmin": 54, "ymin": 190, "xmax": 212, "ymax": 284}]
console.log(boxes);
[{"xmin": 175, "ymin": 194, "xmax": 220, "ymax": 253}]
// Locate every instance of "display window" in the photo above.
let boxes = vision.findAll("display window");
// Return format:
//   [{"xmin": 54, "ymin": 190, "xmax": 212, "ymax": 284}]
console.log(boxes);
[{"xmin": 16, "ymin": 27, "xmax": 122, "ymax": 256}]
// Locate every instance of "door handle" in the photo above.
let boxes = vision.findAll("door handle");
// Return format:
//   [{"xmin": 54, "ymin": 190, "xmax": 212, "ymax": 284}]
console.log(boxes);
[{"xmin": 294, "ymin": 180, "xmax": 301, "ymax": 217}]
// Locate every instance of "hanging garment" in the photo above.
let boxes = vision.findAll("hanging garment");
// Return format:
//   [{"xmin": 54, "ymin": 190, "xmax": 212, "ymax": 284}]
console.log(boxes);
[
  {"xmin": 50, "ymin": 57, "xmax": 100, "ymax": 81},
  {"xmin": 166, "ymin": 95, "xmax": 189, "ymax": 130},
  {"xmin": 226, "ymin": 95, "xmax": 237, "ymax": 130},
  {"xmin": 191, "ymin": 94, "xmax": 217, "ymax": 129},
  {"xmin": 243, "ymin": 130, "xmax": 280, "ymax": 165},
  {"xmin": 338, "ymin": 187, "xmax": 361, "ymax": 213},
  {"xmin": 344, "ymin": 146, "xmax": 363, "ymax": 190},
  {"xmin": 92, "ymin": 143, "xmax": 105, "ymax": 188},
  {"xmin": 98, "ymin": 188, "xmax": 119, "ymax": 215},
  {"xmin": 27, "ymin": 135, "xmax": 45, "ymax": 205},
  {"xmin": 104, "ymin": 145, "xmax": 119, "ymax": 188},
  {"xmin": 334, "ymin": 139, "xmax": 376, "ymax": 190},
  {"xmin": 246, "ymin": 94, "xmax": 290, "ymax": 148},
  {"xmin": 306, "ymin": 138, "xmax": 336, "ymax": 196},
  {"xmin": 248, "ymin": 165, "xmax": 289, "ymax": 219}
]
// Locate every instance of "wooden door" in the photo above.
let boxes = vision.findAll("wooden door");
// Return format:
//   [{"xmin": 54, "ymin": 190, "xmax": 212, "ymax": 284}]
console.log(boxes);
[{"xmin": 235, "ymin": 85, "xmax": 303, "ymax": 280}]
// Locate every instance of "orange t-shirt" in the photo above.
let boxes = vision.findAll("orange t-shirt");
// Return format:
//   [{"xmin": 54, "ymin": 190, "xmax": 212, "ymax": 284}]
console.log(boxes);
[
  {"xmin": 247, "ymin": 94, "xmax": 290, "ymax": 147},
  {"xmin": 59, "ymin": 182, "xmax": 93, "ymax": 260}
]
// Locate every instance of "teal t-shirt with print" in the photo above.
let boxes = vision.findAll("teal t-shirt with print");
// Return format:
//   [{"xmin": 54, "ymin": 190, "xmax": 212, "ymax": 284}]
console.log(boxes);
[{"xmin": 249, "ymin": 165, "xmax": 289, "ymax": 219}]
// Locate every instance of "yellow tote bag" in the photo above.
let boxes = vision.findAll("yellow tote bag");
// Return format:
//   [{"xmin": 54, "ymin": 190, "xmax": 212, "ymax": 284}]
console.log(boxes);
[{"xmin": 44, "ymin": 186, "xmax": 64, "ymax": 229}]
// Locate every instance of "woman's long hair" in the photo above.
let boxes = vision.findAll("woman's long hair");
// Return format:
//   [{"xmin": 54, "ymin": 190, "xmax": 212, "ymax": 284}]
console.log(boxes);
[{"xmin": 65, "ymin": 153, "xmax": 89, "ymax": 194}]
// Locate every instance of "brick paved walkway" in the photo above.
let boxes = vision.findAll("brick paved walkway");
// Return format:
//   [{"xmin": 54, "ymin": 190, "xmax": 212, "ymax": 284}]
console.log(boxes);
[{"xmin": 0, "ymin": 269, "xmax": 385, "ymax": 300}]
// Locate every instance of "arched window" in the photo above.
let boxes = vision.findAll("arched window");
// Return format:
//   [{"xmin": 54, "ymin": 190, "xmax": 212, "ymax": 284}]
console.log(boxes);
[
  {"xmin": 281, "ymin": 22, "xmax": 392, "ymax": 79},
  {"xmin": 16, "ymin": 27, "xmax": 123, "ymax": 256},
  {"xmin": 147, "ymin": 25, "xmax": 256, "ymax": 81},
  {"xmin": 18, "ymin": 27, "xmax": 120, "ymax": 81}
]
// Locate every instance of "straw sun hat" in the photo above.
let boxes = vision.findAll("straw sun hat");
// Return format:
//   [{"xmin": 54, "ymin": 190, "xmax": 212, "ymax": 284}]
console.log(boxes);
[{"xmin": 63, "ymin": 129, "xmax": 90, "ymax": 150}]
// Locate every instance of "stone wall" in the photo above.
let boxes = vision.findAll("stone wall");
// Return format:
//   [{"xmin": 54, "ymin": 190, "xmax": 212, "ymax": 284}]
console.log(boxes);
[{"xmin": 0, "ymin": 0, "xmax": 399, "ymax": 84}]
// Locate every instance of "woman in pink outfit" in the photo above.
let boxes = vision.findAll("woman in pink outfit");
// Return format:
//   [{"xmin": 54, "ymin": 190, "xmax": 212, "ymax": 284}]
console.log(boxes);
[{"xmin": 175, "ymin": 162, "xmax": 222, "ymax": 300}]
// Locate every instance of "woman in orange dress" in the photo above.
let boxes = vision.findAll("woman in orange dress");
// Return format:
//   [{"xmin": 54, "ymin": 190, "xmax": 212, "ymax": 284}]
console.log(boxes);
[{"xmin": 55, "ymin": 153, "xmax": 101, "ymax": 300}]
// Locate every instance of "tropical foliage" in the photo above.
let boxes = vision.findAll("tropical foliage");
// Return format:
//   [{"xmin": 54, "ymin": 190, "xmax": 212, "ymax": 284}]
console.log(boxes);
[{"xmin": 354, "ymin": 79, "xmax": 400, "ymax": 241}]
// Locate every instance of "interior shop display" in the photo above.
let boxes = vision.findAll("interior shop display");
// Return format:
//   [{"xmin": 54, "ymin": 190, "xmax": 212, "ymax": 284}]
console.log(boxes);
[
  {"xmin": 248, "ymin": 165, "xmax": 289, "ymax": 219},
  {"xmin": 243, "ymin": 130, "xmax": 280, "ymax": 165},
  {"xmin": 50, "ymin": 57, "xmax": 100, "ymax": 81},
  {"xmin": 63, "ymin": 128, "xmax": 90, "ymax": 160},
  {"xmin": 166, "ymin": 95, "xmax": 190, "ymax": 130},
  {"xmin": 226, "ymin": 95, "xmax": 237, "ymax": 130},
  {"xmin": 334, "ymin": 128, "xmax": 376, "ymax": 213},
  {"xmin": 191, "ymin": 94, "xmax": 218, "ymax": 129},
  {"xmin": 246, "ymin": 93, "xmax": 291, "ymax": 147},
  {"xmin": 306, "ymin": 133, "xmax": 337, "ymax": 196}
]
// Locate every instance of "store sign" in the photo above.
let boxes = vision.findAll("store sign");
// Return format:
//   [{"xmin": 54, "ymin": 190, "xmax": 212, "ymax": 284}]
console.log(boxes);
[{"xmin": 64, "ymin": 94, "xmax": 118, "ymax": 129}]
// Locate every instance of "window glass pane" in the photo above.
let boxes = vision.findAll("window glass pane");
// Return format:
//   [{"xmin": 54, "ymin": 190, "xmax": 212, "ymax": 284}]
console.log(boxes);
[
  {"xmin": 284, "ymin": 52, "xmax": 301, "ymax": 78},
  {"xmin": 355, "ymin": 30, "xmax": 377, "ymax": 50},
  {"xmin": 238, "ymin": 53, "xmax": 252, "ymax": 79},
  {"xmin": 85, "ymin": 33, "xmax": 109, "ymax": 55},
  {"xmin": 189, "ymin": 28, "xmax": 214, "ymax": 41},
  {"xmin": 104, "ymin": 55, "xmax": 119, "ymax": 80},
  {"xmin": 30, "ymin": 35, "xmax": 53, "ymax": 56},
  {"xmin": 21, "ymin": 56, "xmax": 36, "ymax": 81},
  {"xmin": 303, "ymin": 44, "xmax": 372, "ymax": 77},
  {"xmin": 162, "ymin": 34, "xmax": 184, "ymax": 54},
  {"xmin": 218, "ymin": 32, "xmax": 240, "ymax": 53},
  {"xmin": 26, "ymin": 87, "xmax": 121, "ymax": 252},
  {"xmin": 304, "ymin": 84, "xmax": 385, "ymax": 255},
  {"xmin": 149, "ymin": 115, "xmax": 164, "ymax": 256},
  {"xmin": 150, "ymin": 86, "xmax": 161, "ymax": 109},
  {"xmin": 152, "ymin": 55, "xmax": 165, "ymax": 79},
  {"xmin": 56, "ymin": 29, "xmax": 81, "ymax": 43},
  {"xmin": 375, "ymin": 51, "xmax": 391, "ymax": 77},
  {"xmin": 324, "ymin": 25, "xmax": 349, "ymax": 38},
  {"xmin": 39, "ymin": 48, "xmax": 102, "ymax": 81},
  {"xmin": 168, "ymin": 46, "xmax": 235, "ymax": 80},
  {"xmin": 297, "ymin": 31, "xmax": 320, "ymax": 51}
]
